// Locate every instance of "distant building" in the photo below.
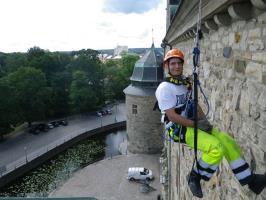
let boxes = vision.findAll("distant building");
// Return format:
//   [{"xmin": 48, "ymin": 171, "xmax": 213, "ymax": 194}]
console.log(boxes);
[{"xmin": 113, "ymin": 45, "xmax": 128, "ymax": 57}]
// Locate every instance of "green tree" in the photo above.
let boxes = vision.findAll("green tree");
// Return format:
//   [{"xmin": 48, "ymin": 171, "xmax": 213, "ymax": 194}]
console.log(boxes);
[
  {"xmin": 69, "ymin": 70, "xmax": 99, "ymax": 113},
  {"xmin": 0, "ymin": 78, "xmax": 17, "ymax": 139},
  {"xmin": 0, "ymin": 52, "xmax": 27, "ymax": 76},
  {"xmin": 67, "ymin": 49, "xmax": 104, "ymax": 109},
  {"xmin": 27, "ymin": 46, "xmax": 45, "ymax": 61},
  {"xmin": 48, "ymin": 71, "xmax": 72, "ymax": 117},
  {"xmin": 103, "ymin": 53, "xmax": 139, "ymax": 101},
  {"xmin": 8, "ymin": 67, "xmax": 52, "ymax": 126}
]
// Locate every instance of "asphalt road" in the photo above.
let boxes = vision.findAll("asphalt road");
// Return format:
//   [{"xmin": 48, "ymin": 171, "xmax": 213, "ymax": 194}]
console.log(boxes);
[{"xmin": 0, "ymin": 103, "xmax": 126, "ymax": 174}]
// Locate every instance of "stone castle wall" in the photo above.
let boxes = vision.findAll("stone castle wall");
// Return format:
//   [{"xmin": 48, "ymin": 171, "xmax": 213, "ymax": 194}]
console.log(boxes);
[
  {"xmin": 126, "ymin": 94, "xmax": 163, "ymax": 154},
  {"xmin": 165, "ymin": 11, "xmax": 266, "ymax": 200}
]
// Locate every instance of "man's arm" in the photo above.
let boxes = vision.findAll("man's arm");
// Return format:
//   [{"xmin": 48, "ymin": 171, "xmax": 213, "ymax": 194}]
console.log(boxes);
[
  {"xmin": 165, "ymin": 104, "xmax": 206, "ymax": 127},
  {"xmin": 197, "ymin": 104, "xmax": 206, "ymax": 120},
  {"xmin": 165, "ymin": 108, "xmax": 194, "ymax": 127}
]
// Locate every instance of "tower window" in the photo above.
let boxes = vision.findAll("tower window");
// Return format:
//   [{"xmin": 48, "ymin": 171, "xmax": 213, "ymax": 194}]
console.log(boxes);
[
  {"xmin": 132, "ymin": 104, "xmax": 137, "ymax": 114},
  {"xmin": 170, "ymin": 0, "xmax": 180, "ymax": 5}
]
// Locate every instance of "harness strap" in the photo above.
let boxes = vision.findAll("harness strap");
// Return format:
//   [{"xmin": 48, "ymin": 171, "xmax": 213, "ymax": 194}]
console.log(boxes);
[
  {"xmin": 165, "ymin": 122, "xmax": 186, "ymax": 143},
  {"xmin": 165, "ymin": 76, "xmax": 192, "ymax": 90}
]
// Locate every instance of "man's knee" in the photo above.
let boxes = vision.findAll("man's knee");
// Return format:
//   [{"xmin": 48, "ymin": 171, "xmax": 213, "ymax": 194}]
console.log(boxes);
[{"xmin": 209, "ymin": 142, "xmax": 224, "ymax": 164}]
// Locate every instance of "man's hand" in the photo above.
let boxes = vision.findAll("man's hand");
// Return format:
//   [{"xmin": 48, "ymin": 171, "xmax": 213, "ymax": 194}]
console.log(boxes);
[{"xmin": 198, "ymin": 119, "xmax": 213, "ymax": 133}]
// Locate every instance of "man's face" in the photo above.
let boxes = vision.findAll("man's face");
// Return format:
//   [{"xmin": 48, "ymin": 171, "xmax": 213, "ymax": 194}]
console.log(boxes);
[{"xmin": 168, "ymin": 57, "xmax": 183, "ymax": 76}]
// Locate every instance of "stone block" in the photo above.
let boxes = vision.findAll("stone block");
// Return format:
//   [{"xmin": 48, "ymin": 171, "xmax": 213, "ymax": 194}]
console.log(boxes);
[
  {"xmin": 203, "ymin": 62, "xmax": 211, "ymax": 78},
  {"xmin": 258, "ymin": 12, "xmax": 266, "ymax": 23},
  {"xmin": 248, "ymin": 39, "xmax": 264, "ymax": 51},
  {"xmin": 232, "ymin": 43, "xmax": 240, "ymax": 50},
  {"xmin": 211, "ymin": 32, "xmax": 219, "ymax": 41},
  {"xmin": 223, "ymin": 47, "xmax": 232, "ymax": 58},
  {"xmin": 234, "ymin": 59, "xmax": 246, "ymax": 73},
  {"xmin": 243, "ymin": 52, "xmax": 252, "ymax": 60},
  {"xmin": 263, "ymin": 73, "xmax": 266, "ymax": 85},
  {"xmin": 235, "ymin": 32, "xmax": 241, "ymax": 43},
  {"xmin": 226, "ymin": 69, "xmax": 236, "ymax": 80},
  {"xmin": 263, "ymin": 28, "xmax": 266, "ymax": 36},
  {"xmin": 257, "ymin": 128, "xmax": 266, "ymax": 151},
  {"xmin": 222, "ymin": 36, "xmax": 229, "ymax": 46},
  {"xmin": 217, "ymin": 42, "xmax": 223, "ymax": 49},
  {"xmin": 229, "ymin": 32, "xmax": 235, "ymax": 45},
  {"xmin": 247, "ymin": 80, "xmax": 261, "ymax": 106},
  {"xmin": 232, "ymin": 20, "xmax": 246, "ymax": 32},
  {"xmin": 248, "ymin": 28, "xmax": 262, "ymax": 38},
  {"xmin": 212, "ymin": 43, "xmax": 217, "ymax": 50},
  {"xmin": 252, "ymin": 52, "xmax": 266, "ymax": 63},
  {"xmin": 240, "ymin": 30, "xmax": 248, "ymax": 50},
  {"xmin": 218, "ymin": 26, "xmax": 225, "ymax": 36},
  {"xmin": 231, "ymin": 82, "xmax": 241, "ymax": 110},
  {"xmin": 250, "ymin": 105, "xmax": 261, "ymax": 121},
  {"xmin": 245, "ymin": 61, "xmax": 262, "ymax": 80}
]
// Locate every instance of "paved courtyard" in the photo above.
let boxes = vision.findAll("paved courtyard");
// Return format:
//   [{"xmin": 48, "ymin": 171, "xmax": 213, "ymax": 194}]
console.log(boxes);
[{"xmin": 50, "ymin": 154, "xmax": 161, "ymax": 200}]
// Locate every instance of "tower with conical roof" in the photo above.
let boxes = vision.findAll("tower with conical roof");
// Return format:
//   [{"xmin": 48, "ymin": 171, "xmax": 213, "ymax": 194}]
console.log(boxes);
[{"xmin": 123, "ymin": 43, "xmax": 164, "ymax": 154}]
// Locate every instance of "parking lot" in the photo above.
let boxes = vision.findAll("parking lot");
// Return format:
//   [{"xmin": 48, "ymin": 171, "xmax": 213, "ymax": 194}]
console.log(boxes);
[{"xmin": 50, "ymin": 154, "xmax": 161, "ymax": 200}]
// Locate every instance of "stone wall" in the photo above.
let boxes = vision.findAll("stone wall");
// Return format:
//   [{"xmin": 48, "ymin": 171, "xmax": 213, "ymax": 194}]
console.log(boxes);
[
  {"xmin": 126, "ymin": 94, "xmax": 163, "ymax": 154},
  {"xmin": 164, "ymin": 10, "xmax": 266, "ymax": 200}
]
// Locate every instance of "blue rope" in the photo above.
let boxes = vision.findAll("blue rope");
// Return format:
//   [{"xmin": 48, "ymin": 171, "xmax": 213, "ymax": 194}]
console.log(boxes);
[{"xmin": 197, "ymin": 80, "xmax": 210, "ymax": 118}]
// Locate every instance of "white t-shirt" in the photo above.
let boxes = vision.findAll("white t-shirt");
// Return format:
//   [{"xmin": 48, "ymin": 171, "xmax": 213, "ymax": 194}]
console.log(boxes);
[{"xmin": 155, "ymin": 81, "xmax": 189, "ymax": 117}]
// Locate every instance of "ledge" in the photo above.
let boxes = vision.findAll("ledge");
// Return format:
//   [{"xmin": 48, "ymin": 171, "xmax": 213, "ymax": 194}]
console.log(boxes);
[{"xmin": 164, "ymin": 0, "xmax": 266, "ymax": 46}]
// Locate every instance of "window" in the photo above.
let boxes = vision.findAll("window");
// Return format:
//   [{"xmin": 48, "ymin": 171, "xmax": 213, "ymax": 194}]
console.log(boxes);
[
  {"xmin": 132, "ymin": 104, "xmax": 137, "ymax": 114},
  {"xmin": 170, "ymin": 0, "xmax": 180, "ymax": 5},
  {"xmin": 144, "ymin": 168, "xmax": 149, "ymax": 175}
]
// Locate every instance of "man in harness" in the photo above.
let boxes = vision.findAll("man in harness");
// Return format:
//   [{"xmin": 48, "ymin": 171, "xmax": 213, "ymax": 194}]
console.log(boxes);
[{"xmin": 155, "ymin": 48, "xmax": 266, "ymax": 198}]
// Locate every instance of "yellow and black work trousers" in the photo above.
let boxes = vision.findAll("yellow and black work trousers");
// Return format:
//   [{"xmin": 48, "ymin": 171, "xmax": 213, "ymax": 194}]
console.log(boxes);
[{"xmin": 168, "ymin": 126, "xmax": 252, "ymax": 185}]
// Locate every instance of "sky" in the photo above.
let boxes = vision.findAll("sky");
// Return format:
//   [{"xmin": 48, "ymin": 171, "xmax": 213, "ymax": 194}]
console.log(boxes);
[{"xmin": 0, "ymin": 0, "xmax": 166, "ymax": 53}]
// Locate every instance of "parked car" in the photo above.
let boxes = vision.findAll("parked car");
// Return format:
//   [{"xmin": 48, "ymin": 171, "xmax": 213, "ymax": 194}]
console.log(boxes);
[
  {"xmin": 58, "ymin": 120, "xmax": 68, "ymax": 126},
  {"xmin": 37, "ymin": 123, "xmax": 49, "ymax": 132},
  {"xmin": 100, "ymin": 110, "xmax": 108, "ymax": 116},
  {"xmin": 97, "ymin": 111, "xmax": 103, "ymax": 117},
  {"xmin": 106, "ymin": 109, "xmax": 112, "ymax": 115},
  {"xmin": 97, "ymin": 109, "xmax": 112, "ymax": 117},
  {"xmin": 47, "ymin": 123, "xmax": 54, "ymax": 129},
  {"xmin": 28, "ymin": 126, "xmax": 40, "ymax": 134},
  {"xmin": 51, "ymin": 121, "xmax": 59, "ymax": 127},
  {"xmin": 127, "ymin": 167, "xmax": 153, "ymax": 181},
  {"xmin": 28, "ymin": 123, "xmax": 48, "ymax": 134}
]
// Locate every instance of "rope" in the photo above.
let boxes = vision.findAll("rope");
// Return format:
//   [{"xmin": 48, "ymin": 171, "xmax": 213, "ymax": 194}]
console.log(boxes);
[
  {"xmin": 177, "ymin": 126, "xmax": 182, "ymax": 200},
  {"xmin": 190, "ymin": 0, "xmax": 202, "ymax": 178},
  {"xmin": 198, "ymin": 80, "xmax": 210, "ymax": 117}
]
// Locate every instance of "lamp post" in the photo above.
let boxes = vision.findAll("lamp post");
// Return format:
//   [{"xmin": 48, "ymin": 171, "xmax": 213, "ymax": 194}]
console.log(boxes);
[
  {"xmin": 100, "ymin": 115, "xmax": 103, "ymax": 127},
  {"xmin": 115, "ymin": 102, "xmax": 118, "ymax": 122},
  {"xmin": 24, "ymin": 146, "xmax": 28, "ymax": 163}
]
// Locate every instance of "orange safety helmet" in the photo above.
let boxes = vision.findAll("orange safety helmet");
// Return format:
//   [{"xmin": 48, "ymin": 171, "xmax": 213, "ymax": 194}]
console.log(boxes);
[{"xmin": 163, "ymin": 49, "xmax": 184, "ymax": 65}]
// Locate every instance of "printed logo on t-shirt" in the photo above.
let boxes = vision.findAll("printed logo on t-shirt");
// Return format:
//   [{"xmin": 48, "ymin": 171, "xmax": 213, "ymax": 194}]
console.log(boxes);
[{"xmin": 176, "ymin": 94, "xmax": 186, "ymax": 107}]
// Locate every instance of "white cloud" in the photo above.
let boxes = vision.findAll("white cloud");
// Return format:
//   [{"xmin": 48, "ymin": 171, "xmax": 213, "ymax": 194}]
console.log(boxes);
[
  {"xmin": 102, "ymin": 0, "xmax": 161, "ymax": 14},
  {"xmin": 0, "ymin": 0, "xmax": 166, "ymax": 52}
]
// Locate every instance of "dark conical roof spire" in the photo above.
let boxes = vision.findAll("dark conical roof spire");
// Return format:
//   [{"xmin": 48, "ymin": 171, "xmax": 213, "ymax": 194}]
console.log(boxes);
[{"xmin": 130, "ymin": 43, "xmax": 163, "ymax": 87}]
